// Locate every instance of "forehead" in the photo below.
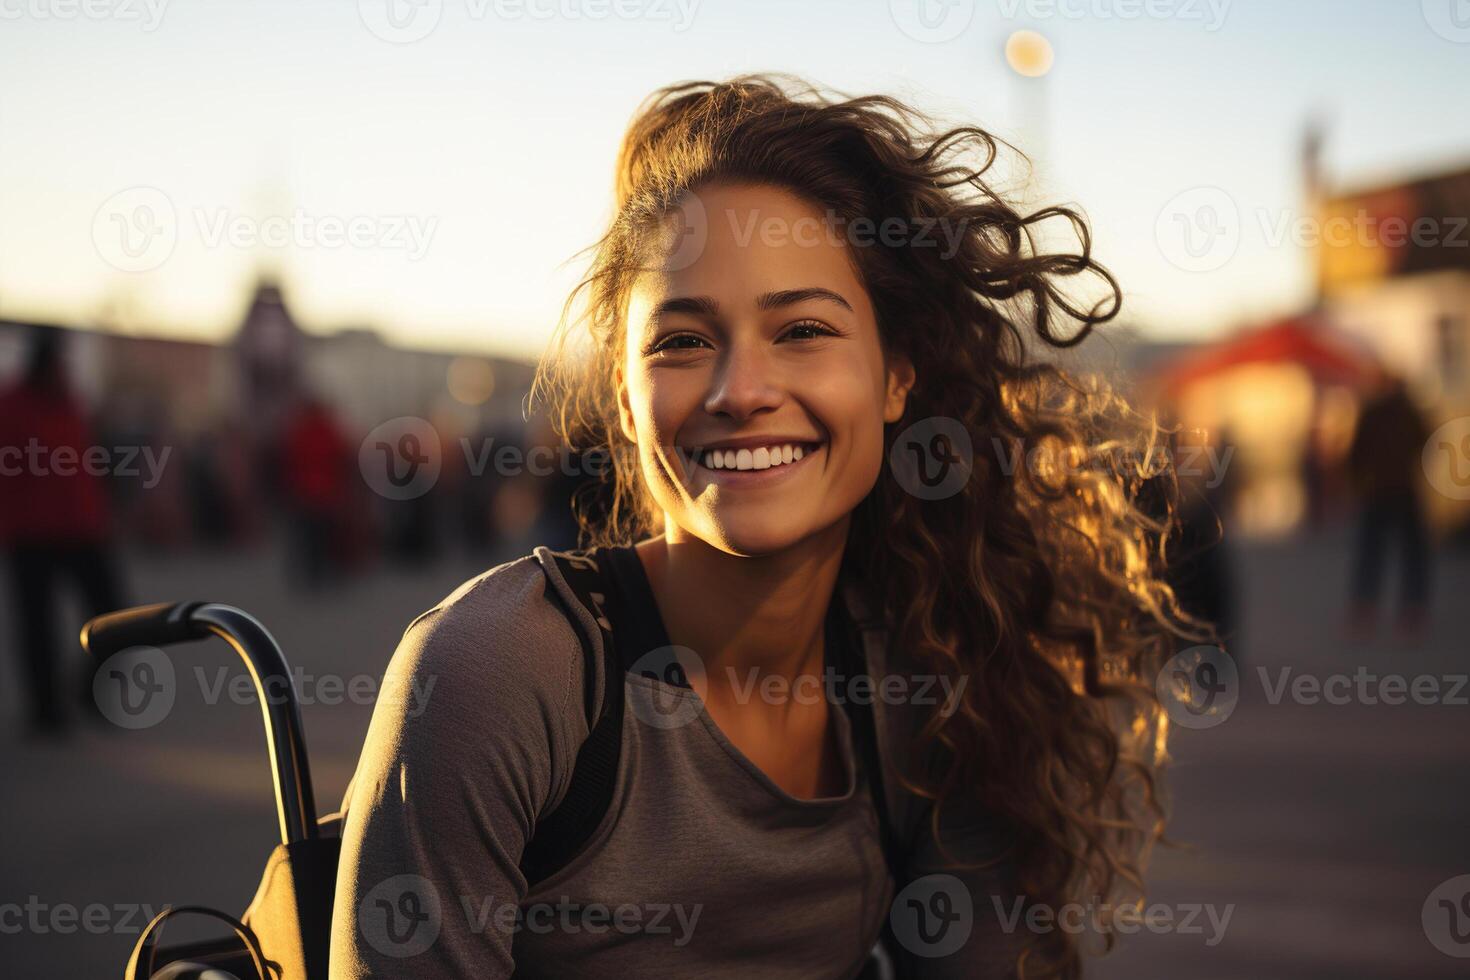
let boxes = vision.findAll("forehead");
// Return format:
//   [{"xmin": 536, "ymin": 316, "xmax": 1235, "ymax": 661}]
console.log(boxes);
[{"xmin": 626, "ymin": 182, "xmax": 872, "ymax": 333}]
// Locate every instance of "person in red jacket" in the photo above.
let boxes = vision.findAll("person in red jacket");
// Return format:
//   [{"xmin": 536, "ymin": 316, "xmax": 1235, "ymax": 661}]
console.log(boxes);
[
  {"xmin": 280, "ymin": 394, "xmax": 352, "ymax": 588},
  {"xmin": 0, "ymin": 326, "xmax": 128, "ymax": 736}
]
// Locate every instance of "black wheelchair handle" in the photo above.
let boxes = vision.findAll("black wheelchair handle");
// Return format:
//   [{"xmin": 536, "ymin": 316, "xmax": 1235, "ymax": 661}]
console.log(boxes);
[
  {"xmin": 79, "ymin": 601, "xmax": 214, "ymax": 660},
  {"xmin": 79, "ymin": 602, "xmax": 319, "ymax": 847}
]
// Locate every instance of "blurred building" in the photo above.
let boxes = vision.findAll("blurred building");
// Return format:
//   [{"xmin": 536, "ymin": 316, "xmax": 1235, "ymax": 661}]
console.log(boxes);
[
  {"xmin": 1314, "ymin": 164, "xmax": 1470, "ymax": 534},
  {"xmin": 2, "ymin": 280, "xmax": 535, "ymax": 444},
  {"xmin": 1315, "ymin": 165, "xmax": 1470, "ymax": 409},
  {"xmin": 232, "ymin": 276, "xmax": 535, "ymax": 436},
  {"xmin": 0, "ymin": 278, "xmax": 540, "ymax": 551},
  {"xmin": 1148, "ymin": 314, "xmax": 1377, "ymax": 536},
  {"xmin": 1141, "ymin": 155, "xmax": 1470, "ymax": 538},
  {"xmin": 235, "ymin": 278, "xmax": 305, "ymax": 436}
]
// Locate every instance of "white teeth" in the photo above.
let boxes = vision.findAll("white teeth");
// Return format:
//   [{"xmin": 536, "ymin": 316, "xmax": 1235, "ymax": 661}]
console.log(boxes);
[{"xmin": 697, "ymin": 442, "xmax": 817, "ymax": 471}]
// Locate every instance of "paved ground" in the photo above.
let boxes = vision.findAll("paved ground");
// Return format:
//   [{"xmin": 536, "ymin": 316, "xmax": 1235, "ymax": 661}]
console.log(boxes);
[
  {"xmin": 1092, "ymin": 531, "xmax": 1470, "ymax": 979},
  {"xmin": 1, "ymin": 526, "xmax": 1467, "ymax": 978}
]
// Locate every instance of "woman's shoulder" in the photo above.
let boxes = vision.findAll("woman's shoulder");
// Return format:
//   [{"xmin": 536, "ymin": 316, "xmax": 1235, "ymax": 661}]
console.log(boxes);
[
  {"xmin": 385, "ymin": 548, "xmax": 599, "ymax": 733},
  {"xmin": 340, "ymin": 550, "xmax": 605, "ymax": 837}
]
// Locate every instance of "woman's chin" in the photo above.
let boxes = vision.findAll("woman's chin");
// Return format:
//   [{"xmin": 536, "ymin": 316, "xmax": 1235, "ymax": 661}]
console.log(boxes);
[
  {"xmin": 703, "ymin": 521, "xmax": 808, "ymax": 558},
  {"xmin": 700, "ymin": 509, "xmax": 840, "ymax": 558}
]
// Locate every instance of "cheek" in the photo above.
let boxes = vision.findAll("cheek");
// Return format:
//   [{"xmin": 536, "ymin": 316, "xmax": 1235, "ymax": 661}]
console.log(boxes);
[
  {"xmin": 635, "ymin": 370, "xmax": 697, "ymax": 449},
  {"xmin": 848, "ymin": 410, "xmax": 889, "ymax": 492},
  {"xmin": 629, "ymin": 369, "xmax": 699, "ymax": 498},
  {"xmin": 823, "ymin": 373, "xmax": 891, "ymax": 492}
]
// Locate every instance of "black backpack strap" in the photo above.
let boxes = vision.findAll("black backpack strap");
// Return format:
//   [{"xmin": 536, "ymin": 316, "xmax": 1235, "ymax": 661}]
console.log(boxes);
[
  {"xmin": 829, "ymin": 588, "xmax": 906, "ymax": 889},
  {"xmin": 831, "ymin": 581, "xmax": 917, "ymax": 978},
  {"xmin": 521, "ymin": 552, "xmax": 905, "ymax": 905},
  {"xmin": 519, "ymin": 547, "xmax": 625, "ymax": 887}
]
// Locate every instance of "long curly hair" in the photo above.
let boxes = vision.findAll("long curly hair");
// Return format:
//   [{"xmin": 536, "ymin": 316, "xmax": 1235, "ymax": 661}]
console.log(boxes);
[{"xmin": 531, "ymin": 74, "xmax": 1204, "ymax": 978}]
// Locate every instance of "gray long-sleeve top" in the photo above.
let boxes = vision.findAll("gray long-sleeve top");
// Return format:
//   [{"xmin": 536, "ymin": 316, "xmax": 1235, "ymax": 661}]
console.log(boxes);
[{"xmin": 329, "ymin": 546, "xmax": 1023, "ymax": 978}]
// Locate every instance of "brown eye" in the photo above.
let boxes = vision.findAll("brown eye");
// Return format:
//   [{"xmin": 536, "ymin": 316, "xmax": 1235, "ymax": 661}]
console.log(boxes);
[
  {"xmin": 650, "ymin": 333, "xmax": 711, "ymax": 354},
  {"xmin": 782, "ymin": 319, "xmax": 835, "ymax": 341}
]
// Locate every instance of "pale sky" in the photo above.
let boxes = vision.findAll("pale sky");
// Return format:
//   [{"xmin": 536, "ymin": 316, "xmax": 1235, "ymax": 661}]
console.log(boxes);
[{"xmin": 1, "ymin": 0, "xmax": 1467, "ymax": 361}]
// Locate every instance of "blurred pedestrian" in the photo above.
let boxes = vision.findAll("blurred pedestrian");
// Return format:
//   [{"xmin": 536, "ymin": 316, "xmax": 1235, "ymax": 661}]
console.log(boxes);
[
  {"xmin": 0, "ymin": 326, "xmax": 129, "ymax": 736},
  {"xmin": 188, "ymin": 428, "xmax": 232, "ymax": 545},
  {"xmin": 1346, "ymin": 372, "xmax": 1432, "ymax": 639},
  {"xmin": 281, "ymin": 395, "xmax": 351, "ymax": 589}
]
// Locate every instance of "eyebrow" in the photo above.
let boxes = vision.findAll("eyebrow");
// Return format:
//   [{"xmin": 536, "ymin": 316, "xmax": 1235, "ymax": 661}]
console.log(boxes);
[
  {"xmin": 757, "ymin": 287, "xmax": 853, "ymax": 313},
  {"xmin": 649, "ymin": 286, "xmax": 853, "ymax": 323}
]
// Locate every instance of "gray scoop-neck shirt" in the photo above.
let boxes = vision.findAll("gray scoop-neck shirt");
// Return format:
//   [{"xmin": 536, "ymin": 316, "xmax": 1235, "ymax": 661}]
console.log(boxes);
[{"xmin": 329, "ymin": 547, "xmax": 1022, "ymax": 979}]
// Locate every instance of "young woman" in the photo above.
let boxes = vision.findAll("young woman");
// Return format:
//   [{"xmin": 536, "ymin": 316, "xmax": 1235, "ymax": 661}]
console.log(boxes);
[{"xmin": 331, "ymin": 75, "xmax": 1196, "ymax": 979}]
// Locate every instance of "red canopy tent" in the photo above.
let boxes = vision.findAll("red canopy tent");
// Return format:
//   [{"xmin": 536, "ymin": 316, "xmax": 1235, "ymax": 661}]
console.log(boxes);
[{"xmin": 1154, "ymin": 314, "xmax": 1381, "ymax": 400}]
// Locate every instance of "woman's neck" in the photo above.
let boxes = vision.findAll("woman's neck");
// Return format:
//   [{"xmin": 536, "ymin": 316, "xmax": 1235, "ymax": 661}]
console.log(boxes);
[{"xmin": 634, "ymin": 519, "xmax": 849, "ymax": 709}]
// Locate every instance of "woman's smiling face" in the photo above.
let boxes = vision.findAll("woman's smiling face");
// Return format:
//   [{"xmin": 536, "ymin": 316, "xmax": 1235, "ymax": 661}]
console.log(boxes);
[{"xmin": 618, "ymin": 182, "xmax": 914, "ymax": 556}]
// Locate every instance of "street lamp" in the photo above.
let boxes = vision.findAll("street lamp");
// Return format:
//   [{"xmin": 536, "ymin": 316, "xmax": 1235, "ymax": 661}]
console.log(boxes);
[
  {"xmin": 1005, "ymin": 29, "xmax": 1054, "ymax": 77},
  {"xmin": 1004, "ymin": 29, "xmax": 1054, "ymax": 192}
]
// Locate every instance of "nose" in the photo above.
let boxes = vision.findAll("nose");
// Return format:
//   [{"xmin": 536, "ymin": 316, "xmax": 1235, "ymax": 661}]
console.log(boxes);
[{"xmin": 703, "ymin": 338, "xmax": 782, "ymax": 421}]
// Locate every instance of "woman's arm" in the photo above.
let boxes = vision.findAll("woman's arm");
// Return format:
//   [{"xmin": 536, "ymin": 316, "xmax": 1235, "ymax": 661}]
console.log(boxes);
[{"xmin": 329, "ymin": 559, "xmax": 591, "ymax": 979}]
